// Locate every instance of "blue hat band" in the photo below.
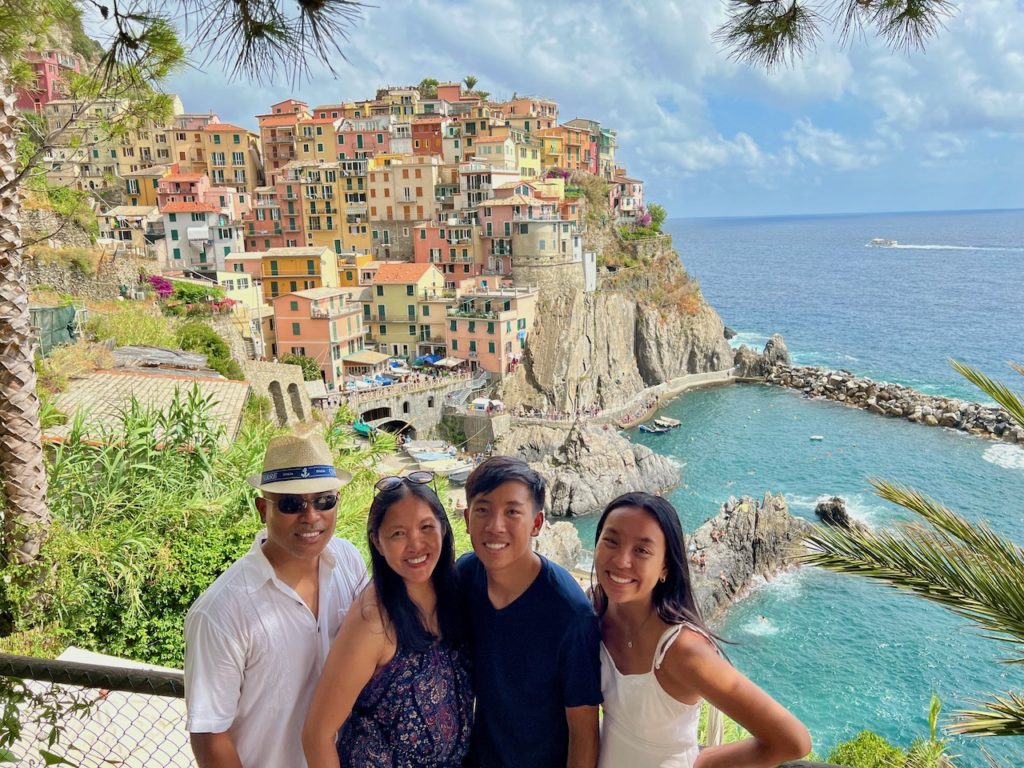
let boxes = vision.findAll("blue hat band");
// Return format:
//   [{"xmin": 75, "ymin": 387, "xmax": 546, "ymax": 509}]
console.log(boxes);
[{"xmin": 261, "ymin": 465, "xmax": 337, "ymax": 485}]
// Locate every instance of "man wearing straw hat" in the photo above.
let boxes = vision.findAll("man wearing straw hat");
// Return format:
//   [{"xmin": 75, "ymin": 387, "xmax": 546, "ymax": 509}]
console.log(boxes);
[{"xmin": 185, "ymin": 427, "xmax": 367, "ymax": 768}]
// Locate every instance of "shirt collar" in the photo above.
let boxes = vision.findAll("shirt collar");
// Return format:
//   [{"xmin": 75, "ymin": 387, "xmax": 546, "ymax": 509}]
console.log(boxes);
[{"xmin": 244, "ymin": 530, "xmax": 337, "ymax": 593}]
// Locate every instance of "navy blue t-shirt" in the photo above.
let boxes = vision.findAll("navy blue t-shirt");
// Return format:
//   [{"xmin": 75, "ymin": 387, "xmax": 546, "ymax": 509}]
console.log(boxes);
[{"xmin": 458, "ymin": 553, "xmax": 602, "ymax": 768}]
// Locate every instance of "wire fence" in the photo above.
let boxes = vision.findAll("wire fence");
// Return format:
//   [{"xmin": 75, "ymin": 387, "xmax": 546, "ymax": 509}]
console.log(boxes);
[
  {"xmin": 0, "ymin": 652, "xmax": 194, "ymax": 767},
  {"xmin": 0, "ymin": 652, "xmax": 843, "ymax": 768}
]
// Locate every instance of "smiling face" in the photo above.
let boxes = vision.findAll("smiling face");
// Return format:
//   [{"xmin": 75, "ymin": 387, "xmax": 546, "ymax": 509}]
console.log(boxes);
[
  {"xmin": 257, "ymin": 491, "xmax": 338, "ymax": 568},
  {"xmin": 372, "ymin": 493, "xmax": 444, "ymax": 589},
  {"xmin": 594, "ymin": 505, "xmax": 668, "ymax": 606},
  {"xmin": 465, "ymin": 479, "xmax": 544, "ymax": 577}
]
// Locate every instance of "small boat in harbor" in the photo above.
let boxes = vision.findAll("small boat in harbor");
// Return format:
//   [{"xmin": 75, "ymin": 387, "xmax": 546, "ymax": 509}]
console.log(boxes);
[
  {"xmin": 654, "ymin": 417, "xmax": 681, "ymax": 428},
  {"xmin": 810, "ymin": 435, "xmax": 825, "ymax": 441},
  {"xmin": 639, "ymin": 423, "xmax": 671, "ymax": 434},
  {"xmin": 867, "ymin": 238, "xmax": 898, "ymax": 247},
  {"xmin": 353, "ymin": 419, "xmax": 376, "ymax": 437}
]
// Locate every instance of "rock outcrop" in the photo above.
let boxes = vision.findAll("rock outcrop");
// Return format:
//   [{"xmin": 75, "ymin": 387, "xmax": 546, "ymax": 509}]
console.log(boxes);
[
  {"xmin": 815, "ymin": 496, "xmax": 853, "ymax": 529},
  {"xmin": 500, "ymin": 421, "xmax": 679, "ymax": 518},
  {"xmin": 766, "ymin": 364, "xmax": 1022, "ymax": 444},
  {"xmin": 687, "ymin": 493, "xmax": 811, "ymax": 621},
  {"xmin": 734, "ymin": 333, "xmax": 789, "ymax": 378},
  {"xmin": 535, "ymin": 521, "xmax": 583, "ymax": 571},
  {"xmin": 501, "ymin": 250, "xmax": 733, "ymax": 413}
]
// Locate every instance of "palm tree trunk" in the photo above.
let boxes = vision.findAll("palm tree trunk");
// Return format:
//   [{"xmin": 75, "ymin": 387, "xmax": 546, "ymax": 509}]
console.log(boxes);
[{"xmin": 0, "ymin": 77, "xmax": 50, "ymax": 566}]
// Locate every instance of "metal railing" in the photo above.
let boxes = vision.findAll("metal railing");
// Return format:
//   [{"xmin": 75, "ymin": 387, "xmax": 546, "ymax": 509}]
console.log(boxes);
[{"xmin": 1, "ymin": 652, "xmax": 193, "ymax": 767}]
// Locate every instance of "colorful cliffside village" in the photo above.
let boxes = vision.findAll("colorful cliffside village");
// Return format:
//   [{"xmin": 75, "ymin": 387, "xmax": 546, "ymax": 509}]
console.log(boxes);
[{"xmin": 21, "ymin": 70, "xmax": 647, "ymax": 394}]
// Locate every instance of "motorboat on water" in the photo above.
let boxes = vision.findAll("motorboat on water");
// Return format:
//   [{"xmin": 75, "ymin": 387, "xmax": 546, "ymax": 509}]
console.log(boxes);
[
  {"xmin": 418, "ymin": 457, "xmax": 475, "ymax": 478},
  {"xmin": 867, "ymin": 238, "xmax": 898, "ymax": 247},
  {"xmin": 654, "ymin": 417, "xmax": 681, "ymax": 428},
  {"xmin": 639, "ymin": 423, "xmax": 671, "ymax": 434}
]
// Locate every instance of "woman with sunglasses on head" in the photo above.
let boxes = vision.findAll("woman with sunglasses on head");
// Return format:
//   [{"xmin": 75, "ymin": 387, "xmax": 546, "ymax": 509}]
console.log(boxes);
[
  {"xmin": 594, "ymin": 492, "xmax": 810, "ymax": 768},
  {"xmin": 303, "ymin": 471, "xmax": 472, "ymax": 768}
]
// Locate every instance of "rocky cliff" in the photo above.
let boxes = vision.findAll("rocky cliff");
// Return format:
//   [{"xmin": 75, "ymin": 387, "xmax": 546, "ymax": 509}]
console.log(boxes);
[
  {"xmin": 688, "ymin": 493, "xmax": 811, "ymax": 621},
  {"xmin": 501, "ymin": 243, "xmax": 733, "ymax": 413},
  {"xmin": 501, "ymin": 420, "xmax": 680, "ymax": 518}
]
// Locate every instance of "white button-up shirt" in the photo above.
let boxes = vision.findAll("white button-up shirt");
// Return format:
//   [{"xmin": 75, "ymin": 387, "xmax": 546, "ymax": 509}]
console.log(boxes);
[{"xmin": 184, "ymin": 533, "xmax": 367, "ymax": 768}]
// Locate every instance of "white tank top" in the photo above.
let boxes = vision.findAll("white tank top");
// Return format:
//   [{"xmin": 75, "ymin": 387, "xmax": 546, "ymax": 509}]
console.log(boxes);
[{"xmin": 598, "ymin": 624, "xmax": 703, "ymax": 768}]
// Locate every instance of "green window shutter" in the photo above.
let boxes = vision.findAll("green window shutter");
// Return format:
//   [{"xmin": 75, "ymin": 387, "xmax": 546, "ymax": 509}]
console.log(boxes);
[
  {"xmin": 169, "ymin": 213, "xmax": 177, "ymax": 222},
  {"xmin": 469, "ymin": 340, "xmax": 476, "ymax": 352},
  {"xmin": 290, "ymin": 281, "xmax": 297, "ymax": 291},
  {"xmin": 233, "ymin": 134, "xmax": 240, "ymax": 144},
  {"xmin": 450, "ymin": 320, "xmax": 456, "ymax": 331},
  {"xmin": 173, "ymin": 248, "xmax": 181, "ymax": 259},
  {"xmin": 292, "ymin": 322, "xmax": 300, "ymax": 335},
  {"xmin": 451, "ymin": 339, "xmax": 458, "ymax": 350},
  {"xmin": 487, "ymin": 322, "xmax": 494, "ymax": 334},
  {"xmin": 290, "ymin": 301, "xmax": 298, "ymax": 311},
  {"xmin": 171, "ymin": 230, "xmax": 179, "ymax": 241},
  {"xmin": 488, "ymin": 341, "xmax": 495, "ymax": 354},
  {"xmin": 422, "ymin": 305, "xmax": 429, "ymax": 317}
]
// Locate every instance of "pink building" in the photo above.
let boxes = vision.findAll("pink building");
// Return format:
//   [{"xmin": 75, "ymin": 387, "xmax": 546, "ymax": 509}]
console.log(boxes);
[
  {"xmin": 411, "ymin": 221, "xmax": 485, "ymax": 284},
  {"xmin": 334, "ymin": 116, "xmax": 392, "ymax": 160},
  {"xmin": 476, "ymin": 186, "xmax": 559, "ymax": 275},
  {"xmin": 16, "ymin": 50, "xmax": 81, "ymax": 113},
  {"xmin": 446, "ymin": 282, "xmax": 538, "ymax": 376},
  {"xmin": 272, "ymin": 287, "xmax": 365, "ymax": 391}
]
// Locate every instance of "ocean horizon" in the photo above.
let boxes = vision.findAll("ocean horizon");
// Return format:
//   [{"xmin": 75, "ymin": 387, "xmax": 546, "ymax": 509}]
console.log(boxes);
[{"xmin": 573, "ymin": 208, "xmax": 1024, "ymax": 766}]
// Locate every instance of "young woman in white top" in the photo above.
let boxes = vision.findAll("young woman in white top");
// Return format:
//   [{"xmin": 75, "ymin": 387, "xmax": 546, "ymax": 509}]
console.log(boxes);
[{"xmin": 593, "ymin": 492, "xmax": 811, "ymax": 768}]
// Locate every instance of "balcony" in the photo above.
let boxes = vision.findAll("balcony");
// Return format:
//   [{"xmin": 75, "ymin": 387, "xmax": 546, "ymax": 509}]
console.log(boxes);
[
  {"xmin": 311, "ymin": 305, "xmax": 351, "ymax": 319},
  {"xmin": 187, "ymin": 226, "xmax": 210, "ymax": 241},
  {"xmin": 512, "ymin": 212, "xmax": 561, "ymax": 222}
]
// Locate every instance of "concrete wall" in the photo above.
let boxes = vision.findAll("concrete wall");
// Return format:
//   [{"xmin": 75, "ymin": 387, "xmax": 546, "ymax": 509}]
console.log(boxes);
[{"xmin": 460, "ymin": 412, "xmax": 510, "ymax": 454}]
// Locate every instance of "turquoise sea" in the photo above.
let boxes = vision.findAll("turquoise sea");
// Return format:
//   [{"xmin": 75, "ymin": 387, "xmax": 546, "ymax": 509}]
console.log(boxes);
[{"xmin": 572, "ymin": 210, "xmax": 1024, "ymax": 766}]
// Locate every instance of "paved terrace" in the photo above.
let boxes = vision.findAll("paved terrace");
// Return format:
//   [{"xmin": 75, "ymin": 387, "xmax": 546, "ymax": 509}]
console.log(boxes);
[{"xmin": 47, "ymin": 370, "xmax": 250, "ymax": 443}]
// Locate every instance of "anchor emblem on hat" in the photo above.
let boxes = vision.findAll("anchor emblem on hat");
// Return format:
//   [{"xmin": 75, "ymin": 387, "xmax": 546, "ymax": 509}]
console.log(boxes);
[{"xmin": 300, "ymin": 467, "xmax": 310, "ymax": 478}]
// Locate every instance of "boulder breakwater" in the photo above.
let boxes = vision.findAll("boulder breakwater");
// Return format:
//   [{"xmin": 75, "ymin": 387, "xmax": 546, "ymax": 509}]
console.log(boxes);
[{"xmin": 735, "ymin": 335, "xmax": 1022, "ymax": 444}]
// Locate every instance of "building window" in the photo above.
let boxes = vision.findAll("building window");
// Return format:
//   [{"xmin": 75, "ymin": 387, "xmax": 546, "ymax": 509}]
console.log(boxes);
[
  {"xmin": 168, "ymin": 213, "xmax": 177, "ymax": 222},
  {"xmin": 408, "ymin": 324, "xmax": 416, "ymax": 336},
  {"xmin": 406, "ymin": 285, "xmax": 414, "ymax": 296},
  {"xmin": 451, "ymin": 339, "xmax": 458, "ymax": 350},
  {"xmin": 450, "ymin": 320, "xmax": 456, "ymax": 331},
  {"xmin": 292, "ymin": 322, "xmax": 301, "ymax": 335},
  {"xmin": 469, "ymin": 340, "xmax": 477, "ymax": 352},
  {"xmin": 488, "ymin": 341, "xmax": 495, "ymax": 354},
  {"xmin": 290, "ymin": 300, "xmax": 298, "ymax": 311},
  {"xmin": 376, "ymin": 285, "xmax": 383, "ymax": 296},
  {"xmin": 379, "ymin": 324, "xmax": 386, "ymax": 335},
  {"xmin": 172, "ymin": 247, "xmax": 181, "ymax": 259},
  {"xmin": 422, "ymin": 305, "xmax": 429, "ymax": 317}
]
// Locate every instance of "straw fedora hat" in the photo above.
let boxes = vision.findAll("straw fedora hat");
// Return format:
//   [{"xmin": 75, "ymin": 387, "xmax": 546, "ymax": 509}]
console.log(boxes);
[{"xmin": 247, "ymin": 428, "xmax": 352, "ymax": 494}]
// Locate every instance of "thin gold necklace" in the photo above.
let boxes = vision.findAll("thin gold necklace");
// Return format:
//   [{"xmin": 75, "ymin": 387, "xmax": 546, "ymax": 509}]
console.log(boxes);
[{"xmin": 625, "ymin": 610, "xmax": 657, "ymax": 650}]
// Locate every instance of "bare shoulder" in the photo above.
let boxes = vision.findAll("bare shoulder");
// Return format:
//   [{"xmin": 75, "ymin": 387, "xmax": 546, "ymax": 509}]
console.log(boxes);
[
  {"xmin": 661, "ymin": 626, "xmax": 722, "ymax": 676},
  {"xmin": 346, "ymin": 583, "xmax": 387, "ymax": 635}
]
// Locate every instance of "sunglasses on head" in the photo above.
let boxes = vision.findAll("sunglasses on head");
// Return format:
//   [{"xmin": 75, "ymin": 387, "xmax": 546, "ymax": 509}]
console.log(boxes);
[
  {"xmin": 374, "ymin": 470, "xmax": 435, "ymax": 493},
  {"xmin": 270, "ymin": 493, "xmax": 339, "ymax": 515}
]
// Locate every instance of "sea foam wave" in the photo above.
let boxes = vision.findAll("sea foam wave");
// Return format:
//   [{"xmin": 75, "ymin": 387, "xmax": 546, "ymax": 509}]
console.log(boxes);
[
  {"xmin": 784, "ymin": 493, "xmax": 887, "ymax": 526},
  {"xmin": 983, "ymin": 444, "xmax": 1024, "ymax": 470}
]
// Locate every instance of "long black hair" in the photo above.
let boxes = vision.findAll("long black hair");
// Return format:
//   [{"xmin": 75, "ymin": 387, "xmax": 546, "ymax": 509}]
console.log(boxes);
[
  {"xmin": 367, "ymin": 480, "xmax": 464, "ymax": 651},
  {"xmin": 593, "ymin": 491, "xmax": 719, "ymax": 644}
]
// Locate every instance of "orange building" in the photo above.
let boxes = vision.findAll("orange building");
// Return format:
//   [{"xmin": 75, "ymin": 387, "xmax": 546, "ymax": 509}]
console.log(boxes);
[{"xmin": 446, "ymin": 282, "xmax": 538, "ymax": 376}]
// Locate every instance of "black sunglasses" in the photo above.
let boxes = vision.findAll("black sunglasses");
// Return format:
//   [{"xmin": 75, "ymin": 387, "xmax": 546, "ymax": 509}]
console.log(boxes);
[
  {"xmin": 270, "ymin": 493, "xmax": 339, "ymax": 515},
  {"xmin": 374, "ymin": 470, "xmax": 435, "ymax": 493}
]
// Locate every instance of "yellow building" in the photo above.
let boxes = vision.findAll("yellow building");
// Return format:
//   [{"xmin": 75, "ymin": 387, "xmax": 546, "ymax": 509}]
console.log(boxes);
[
  {"xmin": 338, "ymin": 252, "xmax": 373, "ymax": 286},
  {"xmin": 513, "ymin": 138, "xmax": 542, "ymax": 178},
  {"xmin": 295, "ymin": 117, "xmax": 337, "ymax": 163},
  {"xmin": 538, "ymin": 130, "xmax": 565, "ymax": 171},
  {"xmin": 202, "ymin": 123, "xmax": 261, "ymax": 195},
  {"xmin": 256, "ymin": 246, "xmax": 340, "ymax": 302},
  {"xmin": 122, "ymin": 164, "xmax": 173, "ymax": 207},
  {"xmin": 369, "ymin": 262, "xmax": 446, "ymax": 358}
]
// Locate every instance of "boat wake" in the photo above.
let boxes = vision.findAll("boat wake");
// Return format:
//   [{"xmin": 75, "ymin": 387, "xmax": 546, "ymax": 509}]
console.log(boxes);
[
  {"xmin": 888, "ymin": 243, "xmax": 1024, "ymax": 252},
  {"xmin": 982, "ymin": 444, "xmax": 1024, "ymax": 471}
]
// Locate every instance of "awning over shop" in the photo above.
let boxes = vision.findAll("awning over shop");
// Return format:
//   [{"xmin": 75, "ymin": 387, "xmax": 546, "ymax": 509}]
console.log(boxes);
[
  {"xmin": 343, "ymin": 350, "xmax": 390, "ymax": 366},
  {"xmin": 434, "ymin": 357, "xmax": 466, "ymax": 368}
]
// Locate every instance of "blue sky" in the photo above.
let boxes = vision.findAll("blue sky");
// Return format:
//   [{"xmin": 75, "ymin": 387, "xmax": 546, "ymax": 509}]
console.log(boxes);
[{"xmin": 151, "ymin": 0, "xmax": 1024, "ymax": 218}]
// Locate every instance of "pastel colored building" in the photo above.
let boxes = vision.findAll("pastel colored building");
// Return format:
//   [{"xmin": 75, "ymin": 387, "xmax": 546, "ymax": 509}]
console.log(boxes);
[
  {"xmin": 454, "ymin": 161, "xmax": 521, "ymax": 210},
  {"xmin": 243, "ymin": 185, "xmax": 285, "ymax": 251},
  {"xmin": 611, "ymin": 173, "xmax": 645, "ymax": 221},
  {"xmin": 255, "ymin": 246, "xmax": 341, "ymax": 302},
  {"xmin": 296, "ymin": 117, "xmax": 337, "ymax": 163},
  {"xmin": 16, "ymin": 50, "xmax": 82, "ymax": 113},
  {"xmin": 494, "ymin": 97, "xmax": 558, "ymax": 133},
  {"xmin": 272, "ymin": 287, "xmax": 365, "ymax": 390},
  {"xmin": 412, "ymin": 221, "xmax": 485, "ymax": 283},
  {"xmin": 123, "ymin": 164, "xmax": 174, "ymax": 207},
  {"xmin": 202, "ymin": 123, "xmax": 262, "ymax": 194},
  {"xmin": 338, "ymin": 252, "xmax": 374, "ymax": 286},
  {"xmin": 162, "ymin": 200, "xmax": 246, "ymax": 274},
  {"xmin": 446, "ymin": 282, "xmax": 538, "ymax": 376},
  {"xmin": 259, "ymin": 99, "xmax": 310, "ymax": 181},
  {"xmin": 98, "ymin": 205, "xmax": 164, "ymax": 258},
  {"xmin": 368, "ymin": 262, "xmax": 447, "ymax": 359},
  {"xmin": 472, "ymin": 136, "xmax": 516, "ymax": 169},
  {"xmin": 334, "ymin": 116, "xmax": 393, "ymax": 160}
]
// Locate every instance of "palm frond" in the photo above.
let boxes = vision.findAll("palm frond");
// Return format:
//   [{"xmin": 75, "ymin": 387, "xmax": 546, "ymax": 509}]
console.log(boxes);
[
  {"xmin": 802, "ymin": 519, "xmax": 1024, "ymax": 656},
  {"xmin": 870, "ymin": 480, "xmax": 1024, "ymax": 571},
  {"xmin": 949, "ymin": 691, "xmax": 1024, "ymax": 737},
  {"xmin": 949, "ymin": 359, "xmax": 1024, "ymax": 428}
]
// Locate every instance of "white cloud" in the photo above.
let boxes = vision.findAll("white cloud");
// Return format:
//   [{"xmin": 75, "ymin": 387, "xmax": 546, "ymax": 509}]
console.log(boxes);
[{"xmin": 784, "ymin": 118, "xmax": 880, "ymax": 171}]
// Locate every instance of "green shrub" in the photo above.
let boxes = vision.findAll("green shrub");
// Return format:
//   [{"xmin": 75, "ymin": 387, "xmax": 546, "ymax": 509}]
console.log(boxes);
[
  {"xmin": 280, "ymin": 353, "xmax": 322, "ymax": 382},
  {"xmin": 177, "ymin": 321, "xmax": 243, "ymax": 380},
  {"xmin": 828, "ymin": 730, "xmax": 907, "ymax": 768},
  {"xmin": 86, "ymin": 303, "xmax": 177, "ymax": 348},
  {"xmin": 172, "ymin": 280, "xmax": 223, "ymax": 305}
]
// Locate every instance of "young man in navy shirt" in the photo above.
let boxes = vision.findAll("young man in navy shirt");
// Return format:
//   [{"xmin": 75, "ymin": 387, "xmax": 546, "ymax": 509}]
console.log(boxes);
[{"xmin": 458, "ymin": 457, "xmax": 601, "ymax": 768}]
